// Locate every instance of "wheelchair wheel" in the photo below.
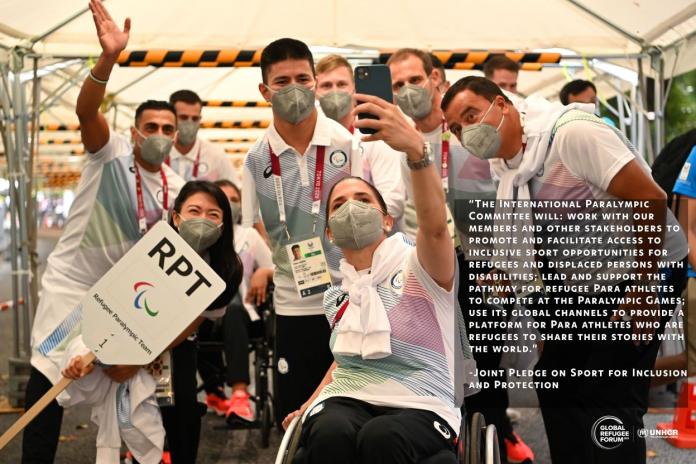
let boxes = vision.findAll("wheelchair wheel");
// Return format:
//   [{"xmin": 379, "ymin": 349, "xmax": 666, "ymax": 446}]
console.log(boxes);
[
  {"xmin": 468, "ymin": 412, "xmax": 486, "ymax": 464},
  {"xmin": 260, "ymin": 396, "xmax": 272, "ymax": 448},
  {"xmin": 457, "ymin": 414, "xmax": 469, "ymax": 464},
  {"xmin": 484, "ymin": 424, "xmax": 500, "ymax": 464},
  {"xmin": 275, "ymin": 416, "xmax": 303, "ymax": 464}
]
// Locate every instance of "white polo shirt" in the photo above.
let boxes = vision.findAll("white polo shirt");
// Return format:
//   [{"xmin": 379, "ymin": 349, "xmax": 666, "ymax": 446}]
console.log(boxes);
[
  {"xmin": 168, "ymin": 137, "xmax": 240, "ymax": 185},
  {"xmin": 31, "ymin": 131, "xmax": 185, "ymax": 383},
  {"xmin": 242, "ymin": 112, "xmax": 361, "ymax": 316}
]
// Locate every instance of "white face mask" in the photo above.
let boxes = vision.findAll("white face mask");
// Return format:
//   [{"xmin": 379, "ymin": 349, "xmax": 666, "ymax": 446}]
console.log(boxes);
[{"xmin": 458, "ymin": 100, "xmax": 505, "ymax": 160}]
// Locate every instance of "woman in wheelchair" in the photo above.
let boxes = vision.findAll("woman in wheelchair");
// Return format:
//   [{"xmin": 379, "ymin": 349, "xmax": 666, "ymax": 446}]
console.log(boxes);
[{"xmin": 282, "ymin": 94, "xmax": 475, "ymax": 464}]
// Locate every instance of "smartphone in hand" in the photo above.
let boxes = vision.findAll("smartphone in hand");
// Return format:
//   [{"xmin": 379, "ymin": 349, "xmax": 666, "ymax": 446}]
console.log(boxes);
[{"xmin": 354, "ymin": 65, "xmax": 393, "ymax": 135}]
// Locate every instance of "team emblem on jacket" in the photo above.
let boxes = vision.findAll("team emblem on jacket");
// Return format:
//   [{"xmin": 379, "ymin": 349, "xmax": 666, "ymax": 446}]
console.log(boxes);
[
  {"xmin": 329, "ymin": 150, "xmax": 348, "ymax": 168},
  {"xmin": 390, "ymin": 270, "xmax": 404, "ymax": 290},
  {"xmin": 434, "ymin": 421, "xmax": 451, "ymax": 439}
]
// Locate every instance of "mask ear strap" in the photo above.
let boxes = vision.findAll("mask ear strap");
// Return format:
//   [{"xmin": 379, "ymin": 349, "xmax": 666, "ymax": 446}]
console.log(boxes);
[
  {"xmin": 496, "ymin": 113, "xmax": 505, "ymax": 131},
  {"xmin": 479, "ymin": 100, "xmax": 495, "ymax": 123}
]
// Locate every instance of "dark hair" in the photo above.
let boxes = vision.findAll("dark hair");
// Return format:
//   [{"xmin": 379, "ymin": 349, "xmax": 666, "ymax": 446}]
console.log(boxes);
[
  {"xmin": 135, "ymin": 100, "xmax": 177, "ymax": 126},
  {"xmin": 291, "ymin": 244, "xmax": 300, "ymax": 251},
  {"xmin": 171, "ymin": 180, "xmax": 242, "ymax": 311},
  {"xmin": 169, "ymin": 89, "xmax": 203, "ymax": 107},
  {"xmin": 214, "ymin": 179, "xmax": 241, "ymax": 200},
  {"xmin": 483, "ymin": 55, "xmax": 520, "ymax": 78},
  {"xmin": 325, "ymin": 176, "xmax": 389, "ymax": 225},
  {"xmin": 430, "ymin": 53, "xmax": 446, "ymax": 83},
  {"xmin": 387, "ymin": 48, "xmax": 433, "ymax": 76},
  {"xmin": 441, "ymin": 76, "xmax": 512, "ymax": 112},
  {"xmin": 260, "ymin": 38, "xmax": 315, "ymax": 84},
  {"xmin": 559, "ymin": 79, "xmax": 597, "ymax": 105}
]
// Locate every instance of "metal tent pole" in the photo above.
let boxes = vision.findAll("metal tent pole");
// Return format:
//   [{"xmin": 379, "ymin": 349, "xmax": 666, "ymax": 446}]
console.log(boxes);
[
  {"xmin": 0, "ymin": 64, "xmax": 21, "ymax": 360},
  {"xmin": 27, "ymin": 57, "xmax": 40, "ymax": 327},
  {"xmin": 615, "ymin": 78, "xmax": 627, "ymax": 135},
  {"xmin": 10, "ymin": 48, "xmax": 34, "ymax": 358},
  {"xmin": 652, "ymin": 53, "xmax": 665, "ymax": 156}
]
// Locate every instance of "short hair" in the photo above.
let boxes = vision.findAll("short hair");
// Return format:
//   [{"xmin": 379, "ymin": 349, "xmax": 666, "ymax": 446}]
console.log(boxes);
[
  {"xmin": 483, "ymin": 55, "xmax": 520, "ymax": 78},
  {"xmin": 169, "ymin": 89, "xmax": 203, "ymax": 107},
  {"xmin": 430, "ymin": 53, "xmax": 446, "ymax": 83},
  {"xmin": 559, "ymin": 79, "xmax": 597, "ymax": 105},
  {"xmin": 441, "ymin": 76, "xmax": 512, "ymax": 112},
  {"xmin": 316, "ymin": 54, "xmax": 353, "ymax": 78},
  {"xmin": 260, "ymin": 38, "xmax": 315, "ymax": 84},
  {"xmin": 134, "ymin": 100, "xmax": 177, "ymax": 126},
  {"xmin": 386, "ymin": 48, "xmax": 433, "ymax": 77},
  {"xmin": 214, "ymin": 179, "xmax": 241, "ymax": 199},
  {"xmin": 291, "ymin": 244, "xmax": 300, "ymax": 252}
]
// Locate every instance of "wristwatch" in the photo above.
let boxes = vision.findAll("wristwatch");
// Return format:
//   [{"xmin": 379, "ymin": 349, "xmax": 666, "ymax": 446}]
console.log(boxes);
[{"xmin": 406, "ymin": 142, "xmax": 433, "ymax": 170}]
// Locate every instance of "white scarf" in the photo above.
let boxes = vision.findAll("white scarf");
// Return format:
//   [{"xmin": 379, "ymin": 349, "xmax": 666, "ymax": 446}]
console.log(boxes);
[
  {"xmin": 333, "ymin": 233, "xmax": 411, "ymax": 359},
  {"xmin": 489, "ymin": 96, "xmax": 594, "ymax": 294}
]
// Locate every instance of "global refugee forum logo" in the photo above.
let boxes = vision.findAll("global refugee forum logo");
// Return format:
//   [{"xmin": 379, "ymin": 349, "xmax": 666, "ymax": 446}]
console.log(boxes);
[{"xmin": 133, "ymin": 281, "xmax": 159, "ymax": 317}]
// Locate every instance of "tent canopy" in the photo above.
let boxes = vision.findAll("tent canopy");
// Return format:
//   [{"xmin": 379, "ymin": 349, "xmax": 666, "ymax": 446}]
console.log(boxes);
[
  {"xmin": 2, "ymin": 0, "xmax": 694, "ymax": 58},
  {"xmin": 0, "ymin": 0, "xmax": 694, "ymax": 155}
]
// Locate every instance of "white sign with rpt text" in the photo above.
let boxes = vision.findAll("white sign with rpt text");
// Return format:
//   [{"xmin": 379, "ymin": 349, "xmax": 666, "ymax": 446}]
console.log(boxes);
[{"xmin": 82, "ymin": 221, "xmax": 226, "ymax": 366}]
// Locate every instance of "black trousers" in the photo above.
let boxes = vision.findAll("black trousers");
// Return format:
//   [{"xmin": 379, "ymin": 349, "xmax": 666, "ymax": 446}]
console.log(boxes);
[
  {"xmin": 223, "ymin": 304, "xmax": 255, "ymax": 386},
  {"xmin": 274, "ymin": 314, "xmax": 333, "ymax": 429},
  {"xmin": 458, "ymin": 256, "xmax": 513, "ymax": 463},
  {"xmin": 21, "ymin": 367, "xmax": 64, "ymax": 464},
  {"xmin": 295, "ymin": 397, "xmax": 457, "ymax": 464},
  {"xmin": 530, "ymin": 259, "xmax": 687, "ymax": 464},
  {"xmin": 161, "ymin": 339, "xmax": 206, "ymax": 464}
]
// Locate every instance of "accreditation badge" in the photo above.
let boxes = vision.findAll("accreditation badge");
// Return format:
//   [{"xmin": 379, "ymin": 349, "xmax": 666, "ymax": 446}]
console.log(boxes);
[
  {"xmin": 146, "ymin": 350, "xmax": 174, "ymax": 407},
  {"xmin": 286, "ymin": 235, "xmax": 332, "ymax": 298}
]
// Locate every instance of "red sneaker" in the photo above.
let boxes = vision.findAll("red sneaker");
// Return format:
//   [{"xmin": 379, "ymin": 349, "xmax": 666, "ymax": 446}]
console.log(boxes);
[
  {"xmin": 205, "ymin": 392, "xmax": 230, "ymax": 416},
  {"xmin": 225, "ymin": 390, "xmax": 254, "ymax": 423},
  {"xmin": 125, "ymin": 450, "xmax": 171, "ymax": 464},
  {"xmin": 505, "ymin": 431, "xmax": 534, "ymax": 463}
]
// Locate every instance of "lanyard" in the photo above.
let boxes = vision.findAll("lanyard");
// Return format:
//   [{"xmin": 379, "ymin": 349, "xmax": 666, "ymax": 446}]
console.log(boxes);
[
  {"xmin": 192, "ymin": 144, "xmax": 202, "ymax": 178},
  {"xmin": 165, "ymin": 143, "xmax": 201, "ymax": 178},
  {"xmin": 441, "ymin": 119, "xmax": 450, "ymax": 193},
  {"xmin": 134, "ymin": 162, "xmax": 169, "ymax": 235},
  {"xmin": 269, "ymin": 143, "xmax": 327, "ymax": 239}
]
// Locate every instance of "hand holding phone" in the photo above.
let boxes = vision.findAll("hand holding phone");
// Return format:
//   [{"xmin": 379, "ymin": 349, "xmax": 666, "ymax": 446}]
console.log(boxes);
[{"xmin": 354, "ymin": 65, "xmax": 393, "ymax": 135}]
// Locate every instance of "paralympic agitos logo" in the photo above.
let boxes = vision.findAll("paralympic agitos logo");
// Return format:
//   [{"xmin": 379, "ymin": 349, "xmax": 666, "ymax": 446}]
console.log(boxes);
[{"xmin": 133, "ymin": 281, "xmax": 159, "ymax": 317}]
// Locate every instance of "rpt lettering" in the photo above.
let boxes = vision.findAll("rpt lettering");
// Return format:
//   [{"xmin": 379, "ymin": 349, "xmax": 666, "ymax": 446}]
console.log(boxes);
[{"xmin": 148, "ymin": 238, "xmax": 213, "ymax": 296}]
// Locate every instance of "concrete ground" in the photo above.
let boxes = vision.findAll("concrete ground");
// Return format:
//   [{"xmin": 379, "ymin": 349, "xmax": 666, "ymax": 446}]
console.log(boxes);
[{"xmin": 0, "ymin": 232, "xmax": 694, "ymax": 463}]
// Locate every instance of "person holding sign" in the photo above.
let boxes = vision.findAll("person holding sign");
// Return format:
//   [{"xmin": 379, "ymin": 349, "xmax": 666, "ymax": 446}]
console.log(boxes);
[
  {"xmin": 59, "ymin": 181, "xmax": 241, "ymax": 464},
  {"xmin": 284, "ymin": 93, "xmax": 476, "ymax": 463},
  {"xmin": 242, "ymin": 38, "xmax": 362, "ymax": 427},
  {"xmin": 21, "ymin": 1, "xmax": 186, "ymax": 462}
]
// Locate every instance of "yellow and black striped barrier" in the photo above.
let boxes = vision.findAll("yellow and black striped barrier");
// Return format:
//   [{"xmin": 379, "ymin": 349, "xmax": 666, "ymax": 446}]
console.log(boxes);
[
  {"xmin": 39, "ymin": 139, "xmax": 82, "ymax": 145},
  {"xmin": 203, "ymin": 100, "xmax": 271, "ymax": 107},
  {"xmin": 117, "ymin": 49, "xmax": 262, "ymax": 67},
  {"xmin": 200, "ymin": 120, "xmax": 270, "ymax": 129},
  {"xmin": 208, "ymin": 138, "xmax": 257, "ymax": 143},
  {"xmin": 377, "ymin": 51, "xmax": 560, "ymax": 70},
  {"xmin": 224, "ymin": 148, "xmax": 248, "ymax": 154},
  {"xmin": 39, "ymin": 124, "xmax": 81, "ymax": 131}
]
